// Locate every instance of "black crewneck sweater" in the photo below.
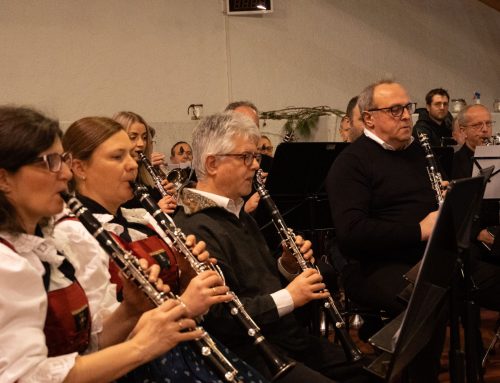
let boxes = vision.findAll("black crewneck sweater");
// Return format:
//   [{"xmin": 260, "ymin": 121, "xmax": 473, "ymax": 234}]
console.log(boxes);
[{"xmin": 327, "ymin": 135, "xmax": 437, "ymax": 268}]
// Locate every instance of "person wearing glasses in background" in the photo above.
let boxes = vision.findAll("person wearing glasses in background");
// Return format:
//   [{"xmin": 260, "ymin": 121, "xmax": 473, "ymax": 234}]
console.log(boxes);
[
  {"xmin": 412, "ymin": 88, "xmax": 454, "ymax": 147},
  {"xmin": 170, "ymin": 141, "xmax": 193, "ymax": 165},
  {"xmin": 451, "ymin": 105, "xmax": 500, "ymax": 262},
  {"xmin": 327, "ymin": 81, "xmax": 500, "ymax": 382},
  {"xmin": 452, "ymin": 105, "xmax": 496, "ymax": 179},
  {"xmin": 258, "ymin": 135, "xmax": 274, "ymax": 157}
]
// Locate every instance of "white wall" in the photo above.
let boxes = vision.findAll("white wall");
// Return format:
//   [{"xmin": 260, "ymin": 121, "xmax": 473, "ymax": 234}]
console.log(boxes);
[{"xmin": 1, "ymin": 0, "xmax": 499, "ymax": 152}]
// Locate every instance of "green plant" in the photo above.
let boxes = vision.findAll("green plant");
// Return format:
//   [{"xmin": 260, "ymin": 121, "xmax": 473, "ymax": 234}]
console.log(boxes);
[{"xmin": 260, "ymin": 106, "xmax": 345, "ymax": 140}]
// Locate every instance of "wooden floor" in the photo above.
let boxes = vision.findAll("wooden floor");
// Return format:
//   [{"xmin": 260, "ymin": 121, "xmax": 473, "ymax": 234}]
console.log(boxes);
[{"xmin": 348, "ymin": 309, "xmax": 500, "ymax": 382}]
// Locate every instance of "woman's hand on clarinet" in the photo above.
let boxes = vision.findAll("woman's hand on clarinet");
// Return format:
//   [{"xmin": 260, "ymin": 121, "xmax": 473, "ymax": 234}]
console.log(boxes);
[
  {"xmin": 158, "ymin": 195, "xmax": 177, "ymax": 214},
  {"xmin": 121, "ymin": 258, "xmax": 169, "ymax": 314},
  {"xmin": 184, "ymin": 234, "xmax": 216, "ymax": 265},
  {"xmin": 151, "ymin": 151, "xmax": 166, "ymax": 167},
  {"xmin": 128, "ymin": 299, "xmax": 202, "ymax": 361},
  {"xmin": 160, "ymin": 180, "xmax": 177, "ymax": 195},
  {"xmin": 180, "ymin": 270, "xmax": 232, "ymax": 317}
]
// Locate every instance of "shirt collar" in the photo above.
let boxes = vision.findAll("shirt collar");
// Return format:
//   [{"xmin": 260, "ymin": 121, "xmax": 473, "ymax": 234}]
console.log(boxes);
[
  {"xmin": 187, "ymin": 188, "xmax": 244, "ymax": 217},
  {"xmin": 364, "ymin": 128, "xmax": 414, "ymax": 151},
  {"xmin": 0, "ymin": 229, "xmax": 63, "ymax": 265}
]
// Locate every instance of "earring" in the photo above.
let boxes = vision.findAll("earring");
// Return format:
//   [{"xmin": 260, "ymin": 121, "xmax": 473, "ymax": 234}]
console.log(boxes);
[{"xmin": 81, "ymin": 175, "xmax": 86, "ymax": 180}]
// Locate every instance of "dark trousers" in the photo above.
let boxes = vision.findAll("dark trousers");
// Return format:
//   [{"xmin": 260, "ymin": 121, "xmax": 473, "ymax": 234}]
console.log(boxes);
[{"xmin": 344, "ymin": 261, "xmax": 445, "ymax": 382}]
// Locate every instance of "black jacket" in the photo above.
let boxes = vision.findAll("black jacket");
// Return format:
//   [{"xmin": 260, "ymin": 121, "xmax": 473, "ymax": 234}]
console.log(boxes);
[{"xmin": 412, "ymin": 108, "xmax": 453, "ymax": 147}]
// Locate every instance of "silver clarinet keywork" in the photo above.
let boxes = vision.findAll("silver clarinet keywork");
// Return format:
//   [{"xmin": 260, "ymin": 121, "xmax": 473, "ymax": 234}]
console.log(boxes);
[
  {"xmin": 417, "ymin": 133, "xmax": 444, "ymax": 205},
  {"xmin": 130, "ymin": 182, "xmax": 295, "ymax": 381},
  {"xmin": 253, "ymin": 170, "xmax": 363, "ymax": 362},
  {"xmin": 60, "ymin": 192, "xmax": 243, "ymax": 383}
]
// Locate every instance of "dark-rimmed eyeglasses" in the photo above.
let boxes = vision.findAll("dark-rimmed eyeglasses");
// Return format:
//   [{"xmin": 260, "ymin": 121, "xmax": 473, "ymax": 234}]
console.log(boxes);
[
  {"xmin": 461, "ymin": 121, "xmax": 495, "ymax": 130},
  {"xmin": 31, "ymin": 152, "xmax": 72, "ymax": 172},
  {"xmin": 215, "ymin": 152, "xmax": 262, "ymax": 166},
  {"xmin": 367, "ymin": 102, "xmax": 416, "ymax": 118}
]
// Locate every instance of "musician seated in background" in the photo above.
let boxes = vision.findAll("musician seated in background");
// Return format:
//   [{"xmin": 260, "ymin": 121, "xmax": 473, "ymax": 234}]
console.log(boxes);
[
  {"xmin": 224, "ymin": 100, "xmax": 270, "ymax": 214},
  {"xmin": 113, "ymin": 111, "xmax": 177, "ymax": 212},
  {"xmin": 0, "ymin": 106, "xmax": 204, "ymax": 383},
  {"xmin": 452, "ymin": 104, "xmax": 494, "ymax": 179},
  {"xmin": 170, "ymin": 141, "xmax": 193, "ymax": 164},
  {"xmin": 451, "ymin": 105, "xmax": 500, "ymax": 262},
  {"xmin": 452, "ymin": 116, "xmax": 466, "ymax": 148},
  {"xmin": 327, "ymin": 80, "xmax": 500, "ymax": 382},
  {"xmin": 339, "ymin": 115, "xmax": 350, "ymax": 142},
  {"xmin": 61, "ymin": 116, "xmax": 268, "ymax": 383},
  {"xmin": 174, "ymin": 111, "xmax": 373, "ymax": 383},
  {"xmin": 258, "ymin": 135, "xmax": 274, "ymax": 157},
  {"xmin": 344, "ymin": 96, "xmax": 365, "ymax": 143},
  {"xmin": 412, "ymin": 87, "xmax": 453, "ymax": 147}
]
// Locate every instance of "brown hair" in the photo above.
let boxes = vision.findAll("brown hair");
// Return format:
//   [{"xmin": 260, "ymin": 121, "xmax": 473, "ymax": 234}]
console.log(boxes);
[
  {"xmin": 63, "ymin": 117, "xmax": 124, "ymax": 191},
  {"xmin": 0, "ymin": 106, "xmax": 61, "ymax": 233}
]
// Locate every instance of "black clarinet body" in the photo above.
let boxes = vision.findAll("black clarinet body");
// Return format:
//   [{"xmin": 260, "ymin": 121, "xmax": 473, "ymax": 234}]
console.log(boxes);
[
  {"xmin": 130, "ymin": 182, "xmax": 295, "ymax": 381},
  {"xmin": 253, "ymin": 170, "xmax": 363, "ymax": 363},
  {"xmin": 417, "ymin": 132, "xmax": 444, "ymax": 205},
  {"xmin": 138, "ymin": 152, "xmax": 171, "ymax": 197},
  {"xmin": 60, "ymin": 192, "xmax": 243, "ymax": 383}
]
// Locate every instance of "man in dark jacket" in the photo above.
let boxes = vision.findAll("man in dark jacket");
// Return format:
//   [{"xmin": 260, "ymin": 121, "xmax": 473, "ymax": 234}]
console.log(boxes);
[
  {"xmin": 174, "ymin": 111, "xmax": 372, "ymax": 383},
  {"xmin": 413, "ymin": 88, "xmax": 453, "ymax": 146}
]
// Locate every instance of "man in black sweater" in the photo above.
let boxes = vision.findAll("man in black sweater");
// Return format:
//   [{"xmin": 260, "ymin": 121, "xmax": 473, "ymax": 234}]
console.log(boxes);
[
  {"xmin": 328, "ymin": 80, "xmax": 438, "ymax": 315},
  {"xmin": 452, "ymin": 104, "xmax": 500, "ymax": 261},
  {"xmin": 174, "ymin": 112, "xmax": 371, "ymax": 383},
  {"xmin": 327, "ymin": 80, "xmax": 500, "ymax": 381}
]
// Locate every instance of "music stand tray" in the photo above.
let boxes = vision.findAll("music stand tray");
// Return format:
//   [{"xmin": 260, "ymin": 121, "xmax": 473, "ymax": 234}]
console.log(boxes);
[
  {"xmin": 365, "ymin": 176, "xmax": 485, "ymax": 382},
  {"xmin": 473, "ymin": 146, "xmax": 500, "ymax": 199}
]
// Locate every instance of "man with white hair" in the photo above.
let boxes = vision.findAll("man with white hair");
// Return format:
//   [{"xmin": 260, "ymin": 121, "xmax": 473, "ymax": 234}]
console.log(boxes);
[{"xmin": 174, "ymin": 111, "xmax": 371, "ymax": 383}]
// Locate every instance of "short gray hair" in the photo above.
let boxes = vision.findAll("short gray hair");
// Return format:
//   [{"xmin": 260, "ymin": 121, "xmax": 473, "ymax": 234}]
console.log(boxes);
[
  {"xmin": 192, "ymin": 112, "xmax": 260, "ymax": 180},
  {"xmin": 358, "ymin": 79, "xmax": 396, "ymax": 113},
  {"xmin": 457, "ymin": 104, "xmax": 490, "ymax": 127},
  {"xmin": 224, "ymin": 100, "xmax": 259, "ymax": 114}
]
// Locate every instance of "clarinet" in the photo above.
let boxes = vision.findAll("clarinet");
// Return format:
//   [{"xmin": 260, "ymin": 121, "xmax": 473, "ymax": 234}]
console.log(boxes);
[
  {"xmin": 60, "ymin": 192, "xmax": 243, "ymax": 383},
  {"xmin": 417, "ymin": 132, "xmax": 444, "ymax": 205},
  {"xmin": 253, "ymin": 170, "xmax": 363, "ymax": 363},
  {"xmin": 138, "ymin": 152, "xmax": 171, "ymax": 197},
  {"xmin": 131, "ymin": 182, "xmax": 296, "ymax": 381}
]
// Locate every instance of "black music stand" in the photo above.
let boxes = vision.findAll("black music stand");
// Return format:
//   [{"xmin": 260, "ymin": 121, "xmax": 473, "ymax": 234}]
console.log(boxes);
[
  {"xmin": 432, "ymin": 146, "xmax": 455, "ymax": 180},
  {"xmin": 255, "ymin": 142, "xmax": 349, "ymax": 336},
  {"xmin": 264, "ymin": 142, "xmax": 348, "ymax": 228},
  {"xmin": 365, "ymin": 175, "xmax": 485, "ymax": 382},
  {"xmin": 257, "ymin": 142, "xmax": 349, "ymax": 255},
  {"xmin": 473, "ymin": 146, "xmax": 500, "ymax": 199}
]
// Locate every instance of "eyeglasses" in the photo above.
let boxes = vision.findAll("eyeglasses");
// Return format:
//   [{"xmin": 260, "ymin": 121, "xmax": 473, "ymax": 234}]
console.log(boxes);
[
  {"xmin": 215, "ymin": 152, "xmax": 262, "ymax": 166},
  {"xmin": 462, "ymin": 121, "xmax": 495, "ymax": 130},
  {"xmin": 31, "ymin": 152, "xmax": 72, "ymax": 172},
  {"xmin": 368, "ymin": 102, "xmax": 416, "ymax": 118}
]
